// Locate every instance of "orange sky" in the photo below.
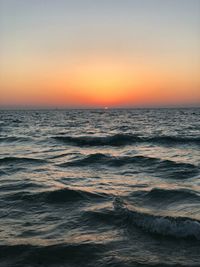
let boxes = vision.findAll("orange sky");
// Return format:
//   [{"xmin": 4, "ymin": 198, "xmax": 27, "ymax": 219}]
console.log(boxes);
[
  {"xmin": 1, "ymin": 54, "xmax": 199, "ymax": 107},
  {"xmin": 0, "ymin": 0, "xmax": 200, "ymax": 107}
]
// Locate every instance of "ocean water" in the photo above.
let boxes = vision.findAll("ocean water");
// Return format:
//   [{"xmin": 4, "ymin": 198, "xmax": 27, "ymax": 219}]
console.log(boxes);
[{"xmin": 0, "ymin": 108, "xmax": 200, "ymax": 267}]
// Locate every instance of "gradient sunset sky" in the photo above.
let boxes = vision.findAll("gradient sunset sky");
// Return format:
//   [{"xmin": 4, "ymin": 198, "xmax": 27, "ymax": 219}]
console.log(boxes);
[{"xmin": 0, "ymin": 0, "xmax": 200, "ymax": 108}]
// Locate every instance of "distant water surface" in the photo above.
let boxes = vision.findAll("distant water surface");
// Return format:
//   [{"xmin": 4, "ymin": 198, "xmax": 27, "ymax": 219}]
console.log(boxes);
[{"xmin": 0, "ymin": 108, "xmax": 200, "ymax": 267}]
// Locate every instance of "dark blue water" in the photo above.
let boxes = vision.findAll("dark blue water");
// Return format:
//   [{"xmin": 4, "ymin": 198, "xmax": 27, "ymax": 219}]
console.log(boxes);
[{"xmin": 0, "ymin": 108, "xmax": 200, "ymax": 267}]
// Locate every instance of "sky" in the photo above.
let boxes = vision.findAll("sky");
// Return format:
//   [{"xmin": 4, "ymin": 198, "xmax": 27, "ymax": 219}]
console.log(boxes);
[{"xmin": 0, "ymin": 0, "xmax": 200, "ymax": 108}]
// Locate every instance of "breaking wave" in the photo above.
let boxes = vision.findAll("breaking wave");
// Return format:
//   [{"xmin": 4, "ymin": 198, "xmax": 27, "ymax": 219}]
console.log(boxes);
[{"xmin": 114, "ymin": 198, "xmax": 200, "ymax": 240}]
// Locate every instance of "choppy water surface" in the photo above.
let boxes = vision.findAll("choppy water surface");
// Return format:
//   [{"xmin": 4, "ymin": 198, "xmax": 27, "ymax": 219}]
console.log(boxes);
[{"xmin": 0, "ymin": 108, "xmax": 200, "ymax": 267}]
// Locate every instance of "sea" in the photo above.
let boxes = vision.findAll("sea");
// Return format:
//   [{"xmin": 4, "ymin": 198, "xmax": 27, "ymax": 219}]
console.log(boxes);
[{"xmin": 0, "ymin": 108, "xmax": 200, "ymax": 267}]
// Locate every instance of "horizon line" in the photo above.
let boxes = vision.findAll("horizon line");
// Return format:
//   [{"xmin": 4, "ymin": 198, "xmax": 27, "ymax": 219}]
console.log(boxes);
[{"xmin": 0, "ymin": 104, "xmax": 199, "ymax": 111}]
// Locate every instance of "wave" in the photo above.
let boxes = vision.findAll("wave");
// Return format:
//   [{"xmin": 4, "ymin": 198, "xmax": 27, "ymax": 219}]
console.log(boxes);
[
  {"xmin": 52, "ymin": 134, "xmax": 200, "ymax": 147},
  {"xmin": 0, "ymin": 157, "xmax": 46, "ymax": 165},
  {"xmin": 53, "ymin": 134, "xmax": 140, "ymax": 146},
  {"xmin": 141, "ymin": 188, "xmax": 200, "ymax": 202},
  {"xmin": 50, "ymin": 152, "xmax": 81, "ymax": 159},
  {"xmin": 0, "ymin": 243, "xmax": 104, "ymax": 265},
  {"xmin": 12, "ymin": 119, "xmax": 23, "ymax": 123},
  {"xmin": 6, "ymin": 187, "xmax": 107, "ymax": 203},
  {"xmin": 0, "ymin": 181, "xmax": 43, "ymax": 192},
  {"xmin": 0, "ymin": 236, "xmax": 198, "ymax": 267},
  {"xmin": 113, "ymin": 198, "xmax": 200, "ymax": 240},
  {"xmin": 59, "ymin": 153, "xmax": 111, "ymax": 167},
  {"xmin": 149, "ymin": 135, "xmax": 200, "ymax": 145},
  {"xmin": 58, "ymin": 153, "xmax": 199, "ymax": 178},
  {"xmin": 0, "ymin": 169, "xmax": 7, "ymax": 176},
  {"xmin": 0, "ymin": 136, "xmax": 31, "ymax": 143},
  {"xmin": 128, "ymin": 188, "xmax": 200, "ymax": 209}
]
